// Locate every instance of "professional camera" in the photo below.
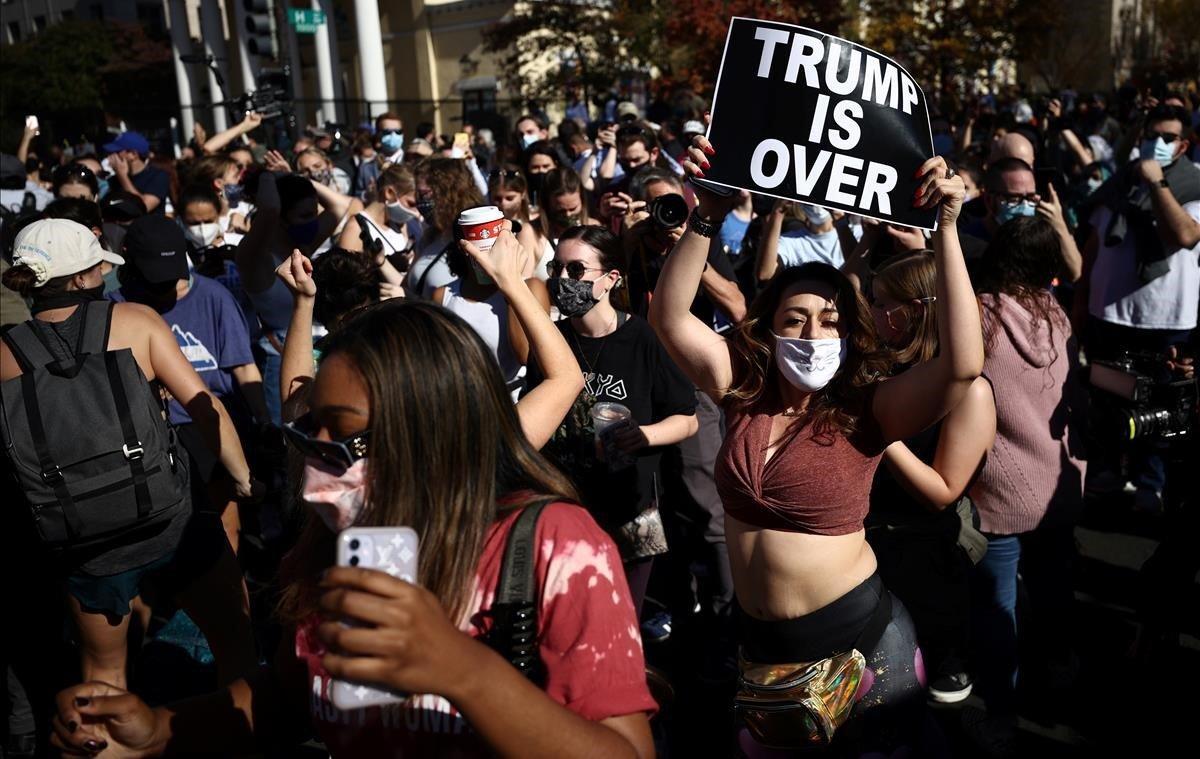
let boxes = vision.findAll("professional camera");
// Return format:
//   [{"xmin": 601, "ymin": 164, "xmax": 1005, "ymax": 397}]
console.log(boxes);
[
  {"xmin": 648, "ymin": 193, "xmax": 689, "ymax": 231},
  {"xmin": 232, "ymin": 68, "xmax": 294, "ymax": 121},
  {"xmin": 1089, "ymin": 351, "xmax": 1197, "ymax": 444}
]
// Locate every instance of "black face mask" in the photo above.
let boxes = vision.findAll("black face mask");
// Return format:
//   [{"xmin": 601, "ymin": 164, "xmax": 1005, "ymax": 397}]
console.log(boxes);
[
  {"xmin": 30, "ymin": 284, "xmax": 106, "ymax": 314},
  {"xmin": 415, "ymin": 197, "xmax": 435, "ymax": 220},
  {"xmin": 548, "ymin": 276, "xmax": 601, "ymax": 318}
]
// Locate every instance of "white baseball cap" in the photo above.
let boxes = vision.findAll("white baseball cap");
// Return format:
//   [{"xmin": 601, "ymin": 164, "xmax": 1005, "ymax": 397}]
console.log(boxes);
[{"xmin": 12, "ymin": 218, "xmax": 125, "ymax": 287}]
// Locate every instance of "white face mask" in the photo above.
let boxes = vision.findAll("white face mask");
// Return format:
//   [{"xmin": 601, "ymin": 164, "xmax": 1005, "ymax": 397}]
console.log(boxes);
[
  {"xmin": 302, "ymin": 457, "xmax": 367, "ymax": 532},
  {"xmin": 773, "ymin": 334, "xmax": 847, "ymax": 393},
  {"xmin": 183, "ymin": 221, "xmax": 221, "ymax": 249}
]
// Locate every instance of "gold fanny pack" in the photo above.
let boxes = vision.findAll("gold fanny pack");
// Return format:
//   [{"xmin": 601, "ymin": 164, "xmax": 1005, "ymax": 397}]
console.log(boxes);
[{"xmin": 734, "ymin": 591, "xmax": 892, "ymax": 749}]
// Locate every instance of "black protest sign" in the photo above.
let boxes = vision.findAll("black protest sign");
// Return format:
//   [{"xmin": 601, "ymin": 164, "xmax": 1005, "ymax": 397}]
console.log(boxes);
[{"xmin": 704, "ymin": 17, "xmax": 938, "ymax": 230}]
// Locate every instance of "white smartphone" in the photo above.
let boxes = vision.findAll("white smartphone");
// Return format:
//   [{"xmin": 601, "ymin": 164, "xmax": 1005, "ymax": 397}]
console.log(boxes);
[
  {"xmin": 26, "ymin": 115, "xmax": 39, "ymax": 135},
  {"xmin": 329, "ymin": 526, "xmax": 419, "ymax": 711}
]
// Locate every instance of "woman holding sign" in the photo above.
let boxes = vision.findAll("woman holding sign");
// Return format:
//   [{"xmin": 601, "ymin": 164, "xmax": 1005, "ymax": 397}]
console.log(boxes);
[{"xmin": 649, "ymin": 125, "xmax": 983, "ymax": 754}]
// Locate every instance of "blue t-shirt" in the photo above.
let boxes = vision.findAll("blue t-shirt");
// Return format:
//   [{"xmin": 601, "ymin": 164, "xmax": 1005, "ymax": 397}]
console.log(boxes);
[
  {"xmin": 719, "ymin": 213, "xmax": 751, "ymax": 256},
  {"xmin": 111, "ymin": 274, "xmax": 255, "ymax": 425},
  {"xmin": 130, "ymin": 164, "xmax": 171, "ymax": 214}
]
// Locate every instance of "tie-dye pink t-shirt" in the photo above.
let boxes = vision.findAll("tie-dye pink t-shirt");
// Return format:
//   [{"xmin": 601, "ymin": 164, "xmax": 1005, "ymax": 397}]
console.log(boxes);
[{"xmin": 295, "ymin": 501, "xmax": 657, "ymax": 757}]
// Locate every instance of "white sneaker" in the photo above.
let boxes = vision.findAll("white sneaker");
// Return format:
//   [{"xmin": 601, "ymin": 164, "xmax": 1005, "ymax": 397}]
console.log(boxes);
[{"xmin": 928, "ymin": 671, "xmax": 973, "ymax": 704}]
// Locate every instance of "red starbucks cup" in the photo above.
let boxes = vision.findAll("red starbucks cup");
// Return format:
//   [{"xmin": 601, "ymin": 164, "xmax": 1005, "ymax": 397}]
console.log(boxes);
[
  {"xmin": 457, "ymin": 206, "xmax": 506, "ymax": 252},
  {"xmin": 457, "ymin": 206, "xmax": 506, "ymax": 284}
]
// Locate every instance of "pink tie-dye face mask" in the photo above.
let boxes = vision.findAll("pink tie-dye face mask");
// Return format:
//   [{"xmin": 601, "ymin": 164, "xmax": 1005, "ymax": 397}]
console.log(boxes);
[{"xmin": 302, "ymin": 456, "xmax": 368, "ymax": 532}]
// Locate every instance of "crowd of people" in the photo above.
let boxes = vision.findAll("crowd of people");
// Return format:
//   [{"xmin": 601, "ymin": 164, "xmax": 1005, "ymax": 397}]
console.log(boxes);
[{"xmin": 1, "ymin": 76, "xmax": 1197, "ymax": 759}]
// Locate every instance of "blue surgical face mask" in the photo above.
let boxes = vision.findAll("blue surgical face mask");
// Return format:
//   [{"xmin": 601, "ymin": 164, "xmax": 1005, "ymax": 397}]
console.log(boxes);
[
  {"xmin": 1139, "ymin": 137, "xmax": 1176, "ymax": 168},
  {"xmin": 995, "ymin": 199, "xmax": 1037, "ymax": 226},
  {"xmin": 224, "ymin": 183, "xmax": 245, "ymax": 205},
  {"xmin": 380, "ymin": 131, "xmax": 404, "ymax": 155},
  {"xmin": 521, "ymin": 133, "xmax": 539, "ymax": 149}
]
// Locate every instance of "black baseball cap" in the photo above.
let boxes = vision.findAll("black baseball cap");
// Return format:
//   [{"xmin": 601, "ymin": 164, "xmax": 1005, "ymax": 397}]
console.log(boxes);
[{"xmin": 122, "ymin": 215, "xmax": 190, "ymax": 283}]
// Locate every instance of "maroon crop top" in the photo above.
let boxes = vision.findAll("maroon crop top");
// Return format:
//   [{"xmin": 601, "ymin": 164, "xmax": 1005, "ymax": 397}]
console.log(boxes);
[{"xmin": 715, "ymin": 393, "xmax": 887, "ymax": 536}]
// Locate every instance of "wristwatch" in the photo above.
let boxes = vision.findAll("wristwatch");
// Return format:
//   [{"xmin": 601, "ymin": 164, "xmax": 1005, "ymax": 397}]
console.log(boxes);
[
  {"xmin": 1157, "ymin": 177, "xmax": 1170, "ymax": 189},
  {"xmin": 688, "ymin": 207, "xmax": 722, "ymax": 238}
]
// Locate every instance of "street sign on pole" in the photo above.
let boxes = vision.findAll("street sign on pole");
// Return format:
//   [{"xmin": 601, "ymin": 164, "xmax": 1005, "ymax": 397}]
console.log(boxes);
[{"xmin": 288, "ymin": 8, "xmax": 326, "ymax": 33}]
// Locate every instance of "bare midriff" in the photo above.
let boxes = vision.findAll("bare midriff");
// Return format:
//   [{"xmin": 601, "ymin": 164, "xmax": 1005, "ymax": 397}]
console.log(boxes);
[{"xmin": 726, "ymin": 514, "xmax": 877, "ymax": 620}]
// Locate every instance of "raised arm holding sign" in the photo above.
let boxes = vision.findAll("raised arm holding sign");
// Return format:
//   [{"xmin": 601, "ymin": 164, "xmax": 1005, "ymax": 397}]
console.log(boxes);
[{"xmin": 700, "ymin": 17, "xmax": 939, "ymax": 230}]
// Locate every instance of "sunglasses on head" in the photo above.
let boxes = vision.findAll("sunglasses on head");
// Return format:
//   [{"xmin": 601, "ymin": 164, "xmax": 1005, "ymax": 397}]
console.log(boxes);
[
  {"xmin": 283, "ymin": 413, "xmax": 369, "ymax": 469},
  {"xmin": 489, "ymin": 169, "xmax": 522, "ymax": 182},
  {"xmin": 546, "ymin": 260, "xmax": 605, "ymax": 280}
]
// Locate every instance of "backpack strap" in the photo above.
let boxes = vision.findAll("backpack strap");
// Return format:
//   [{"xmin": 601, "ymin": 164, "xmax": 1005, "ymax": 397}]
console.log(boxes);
[
  {"xmin": 80, "ymin": 301, "xmax": 114, "ymax": 355},
  {"xmin": 413, "ymin": 243, "xmax": 451, "ymax": 299},
  {"xmin": 2, "ymin": 323, "xmax": 55, "ymax": 372},
  {"xmin": 18, "ymin": 371, "xmax": 85, "ymax": 537},
  {"xmin": 103, "ymin": 352, "xmax": 151, "ymax": 520},
  {"xmin": 491, "ymin": 498, "xmax": 553, "ymax": 682}
]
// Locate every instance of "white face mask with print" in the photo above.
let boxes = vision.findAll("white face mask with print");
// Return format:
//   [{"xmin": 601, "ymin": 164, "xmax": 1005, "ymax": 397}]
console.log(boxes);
[{"xmin": 773, "ymin": 335, "xmax": 847, "ymax": 393}]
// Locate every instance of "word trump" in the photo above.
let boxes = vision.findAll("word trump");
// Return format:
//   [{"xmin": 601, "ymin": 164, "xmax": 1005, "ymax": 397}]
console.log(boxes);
[
  {"xmin": 753, "ymin": 28, "xmax": 920, "ymax": 115},
  {"xmin": 746, "ymin": 27, "xmax": 913, "ymax": 215},
  {"xmin": 706, "ymin": 18, "xmax": 935, "ymax": 228}
]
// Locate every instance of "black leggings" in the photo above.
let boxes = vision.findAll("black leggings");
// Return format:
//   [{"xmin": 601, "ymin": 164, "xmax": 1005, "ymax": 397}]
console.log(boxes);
[{"xmin": 735, "ymin": 574, "xmax": 945, "ymax": 757}]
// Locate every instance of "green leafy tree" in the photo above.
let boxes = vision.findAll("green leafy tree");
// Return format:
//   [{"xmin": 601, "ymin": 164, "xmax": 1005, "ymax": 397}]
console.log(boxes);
[
  {"xmin": 482, "ymin": 1, "xmax": 637, "ymax": 111},
  {"xmin": 1, "ymin": 20, "xmax": 173, "ymax": 150}
]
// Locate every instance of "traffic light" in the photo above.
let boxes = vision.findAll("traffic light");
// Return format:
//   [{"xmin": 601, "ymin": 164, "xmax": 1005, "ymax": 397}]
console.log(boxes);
[{"xmin": 244, "ymin": 0, "xmax": 275, "ymax": 58}]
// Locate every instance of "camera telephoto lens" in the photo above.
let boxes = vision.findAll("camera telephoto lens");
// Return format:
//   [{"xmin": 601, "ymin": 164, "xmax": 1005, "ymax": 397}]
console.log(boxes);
[{"xmin": 649, "ymin": 193, "xmax": 689, "ymax": 230}]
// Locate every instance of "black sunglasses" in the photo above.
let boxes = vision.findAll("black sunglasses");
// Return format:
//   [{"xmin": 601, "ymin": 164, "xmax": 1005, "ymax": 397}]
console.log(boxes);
[
  {"xmin": 379, "ymin": 128, "xmax": 402, "ymax": 137},
  {"xmin": 546, "ymin": 260, "xmax": 605, "ymax": 280},
  {"xmin": 1144, "ymin": 130, "xmax": 1180, "ymax": 144},
  {"xmin": 283, "ymin": 413, "xmax": 369, "ymax": 469}
]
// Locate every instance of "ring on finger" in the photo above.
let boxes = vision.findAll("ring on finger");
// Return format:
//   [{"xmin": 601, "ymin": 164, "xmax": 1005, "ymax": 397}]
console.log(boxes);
[{"xmin": 945, "ymin": 167, "xmax": 956, "ymax": 179}]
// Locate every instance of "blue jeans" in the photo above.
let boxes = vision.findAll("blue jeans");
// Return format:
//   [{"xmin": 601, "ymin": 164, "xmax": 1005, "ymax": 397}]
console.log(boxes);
[
  {"xmin": 970, "ymin": 526, "xmax": 1075, "ymax": 716},
  {"xmin": 259, "ymin": 351, "xmax": 282, "ymax": 427}
]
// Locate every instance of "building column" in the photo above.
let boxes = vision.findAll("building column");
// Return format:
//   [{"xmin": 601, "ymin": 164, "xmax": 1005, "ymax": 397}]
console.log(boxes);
[
  {"xmin": 199, "ymin": 0, "xmax": 229, "ymax": 132},
  {"xmin": 353, "ymin": 0, "xmax": 389, "ymax": 119},
  {"xmin": 229, "ymin": 0, "xmax": 259, "ymax": 95},
  {"xmin": 166, "ymin": 0, "xmax": 198, "ymax": 139},
  {"xmin": 312, "ymin": 0, "xmax": 341, "ymax": 123}
]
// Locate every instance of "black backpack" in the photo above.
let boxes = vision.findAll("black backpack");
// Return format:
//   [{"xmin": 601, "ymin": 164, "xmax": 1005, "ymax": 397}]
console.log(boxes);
[{"xmin": 1, "ymin": 301, "xmax": 187, "ymax": 547}]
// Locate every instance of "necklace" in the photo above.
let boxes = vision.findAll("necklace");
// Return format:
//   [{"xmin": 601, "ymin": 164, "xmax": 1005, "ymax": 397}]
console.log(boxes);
[{"xmin": 569, "ymin": 310, "xmax": 620, "ymax": 377}]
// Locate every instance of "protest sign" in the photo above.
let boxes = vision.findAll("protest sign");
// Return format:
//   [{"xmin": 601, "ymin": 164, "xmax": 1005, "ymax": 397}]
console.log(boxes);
[{"xmin": 704, "ymin": 17, "xmax": 939, "ymax": 230}]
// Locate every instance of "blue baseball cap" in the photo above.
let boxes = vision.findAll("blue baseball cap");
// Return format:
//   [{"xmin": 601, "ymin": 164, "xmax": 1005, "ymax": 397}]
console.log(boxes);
[{"xmin": 103, "ymin": 131, "xmax": 150, "ymax": 157}]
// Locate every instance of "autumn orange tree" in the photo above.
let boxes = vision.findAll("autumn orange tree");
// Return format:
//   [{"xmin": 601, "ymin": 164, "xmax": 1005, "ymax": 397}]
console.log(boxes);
[{"xmin": 624, "ymin": 0, "xmax": 849, "ymax": 93}]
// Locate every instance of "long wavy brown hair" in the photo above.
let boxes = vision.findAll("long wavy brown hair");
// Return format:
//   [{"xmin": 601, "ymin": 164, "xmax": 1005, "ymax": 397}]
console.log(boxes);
[
  {"xmin": 873, "ymin": 250, "xmax": 939, "ymax": 368},
  {"xmin": 413, "ymin": 157, "xmax": 484, "ymax": 237},
  {"xmin": 278, "ymin": 300, "xmax": 578, "ymax": 626},
  {"xmin": 725, "ymin": 262, "xmax": 890, "ymax": 437}
]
